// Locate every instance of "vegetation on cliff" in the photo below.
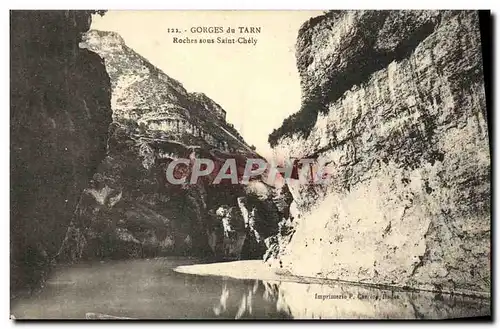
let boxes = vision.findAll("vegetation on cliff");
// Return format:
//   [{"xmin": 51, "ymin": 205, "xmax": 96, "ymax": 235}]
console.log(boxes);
[{"xmin": 267, "ymin": 10, "xmax": 490, "ymax": 297}]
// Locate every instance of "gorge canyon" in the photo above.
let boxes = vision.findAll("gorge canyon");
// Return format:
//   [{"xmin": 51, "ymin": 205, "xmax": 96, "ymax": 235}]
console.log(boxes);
[
  {"xmin": 266, "ymin": 10, "xmax": 490, "ymax": 298},
  {"xmin": 11, "ymin": 10, "xmax": 491, "ymax": 305}
]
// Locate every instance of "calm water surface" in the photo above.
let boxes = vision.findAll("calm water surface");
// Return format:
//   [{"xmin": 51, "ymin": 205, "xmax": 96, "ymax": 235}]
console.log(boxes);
[{"xmin": 11, "ymin": 257, "xmax": 490, "ymax": 319}]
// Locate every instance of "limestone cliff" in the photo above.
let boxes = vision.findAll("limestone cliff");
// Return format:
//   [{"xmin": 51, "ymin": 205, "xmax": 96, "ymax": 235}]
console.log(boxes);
[
  {"xmin": 10, "ymin": 11, "xmax": 113, "ymax": 294},
  {"xmin": 58, "ymin": 30, "xmax": 283, "ymax": 261},
  {"xmin": 267, "ymin": 10, "xmax": 490, "ymax": 297}
]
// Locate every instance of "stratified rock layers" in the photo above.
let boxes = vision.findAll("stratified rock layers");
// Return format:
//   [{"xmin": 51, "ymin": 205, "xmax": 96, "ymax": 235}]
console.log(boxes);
[
  {"xmin": 10, "ymin": 11, "xmax": 113, "ymax": 293},
  {"xmin": 58, "ymin": 30, "xmax": 282, "ymax": 261},
  {"xmin": 268, "ymin": 11, "xmax": 490, "ymax": 296}
]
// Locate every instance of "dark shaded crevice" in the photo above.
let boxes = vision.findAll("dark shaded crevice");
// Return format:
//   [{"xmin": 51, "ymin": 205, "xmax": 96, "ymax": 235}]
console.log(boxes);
[{"xmin": 10, "ymin": 10, "xmax": 112, "ymax": 295}]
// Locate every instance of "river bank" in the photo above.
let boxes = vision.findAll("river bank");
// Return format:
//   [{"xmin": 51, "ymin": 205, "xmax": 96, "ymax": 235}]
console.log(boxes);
[
  {"xmin": 174, "ymin": 260, "xmax": 492, "ymax": 299},
  {"xmin": 11, "ymin": 257, "xmax": 490, "ymax": 319}
]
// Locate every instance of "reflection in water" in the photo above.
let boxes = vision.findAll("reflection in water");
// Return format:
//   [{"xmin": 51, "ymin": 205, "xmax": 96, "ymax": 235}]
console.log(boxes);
[
  {"xmin": 212, "ymin": 279, "xmax": 291, "ymax": 319},
  {"xmin": 213, "ymin": 280, "xmax": 292, "ymax": 319},
  {"xmin": 262, "ymin": 281, "xmax": 490, "ymax": 319},
  {"xmin": 211, "ymin": 278, "xmax": 490, "ymax": 319},
  {"xmin": 10, "ymin": 258, "xmax": 489, "ymax": 319}
]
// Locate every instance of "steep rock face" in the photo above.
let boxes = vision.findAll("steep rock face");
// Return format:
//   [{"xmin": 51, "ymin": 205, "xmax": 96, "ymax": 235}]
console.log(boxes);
[
  {"xmin": 10, "ymin": 11, "xmax": 112, "ymax": 293},
  {"xmin": 59, "ymin": 30, "xmax": 281, "ymax": 261},
  {"xmin": 267, "ymin": 10, "xmax": 490, "ymax": 297},
  {"xmin": 82, "ymin": 30, "xmax": 246, "ymax": 148}
]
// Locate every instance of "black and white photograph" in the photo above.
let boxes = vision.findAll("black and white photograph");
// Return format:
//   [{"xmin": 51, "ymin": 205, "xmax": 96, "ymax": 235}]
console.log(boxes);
[{"xmin": 9, "ymin": 8, "xmax": 492, "ymax": 320}]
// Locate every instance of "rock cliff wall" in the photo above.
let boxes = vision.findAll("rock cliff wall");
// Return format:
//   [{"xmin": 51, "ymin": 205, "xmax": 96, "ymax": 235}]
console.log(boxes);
[
  {"xmin": 58, "ymin": 30, "xmax": 284, "ymax": 261},
  {"xmin": 267, "ymin": 10, "xmax": 490, "ymax": 297},
  {"xmin": 10, "ymin": 11, "xmax": 113, "ymax": 294}
]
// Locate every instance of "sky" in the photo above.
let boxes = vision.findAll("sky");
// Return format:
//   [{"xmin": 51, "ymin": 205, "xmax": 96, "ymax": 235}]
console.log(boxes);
[{"xmin": 91, "ymin": 10, "xmax": 322, "ymax": 159}]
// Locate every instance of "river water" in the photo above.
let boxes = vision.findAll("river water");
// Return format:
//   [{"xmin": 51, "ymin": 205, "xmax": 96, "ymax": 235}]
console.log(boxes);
[{"xmin": 10, "ymin": 257, "xmax": 490, "ymax": 320}]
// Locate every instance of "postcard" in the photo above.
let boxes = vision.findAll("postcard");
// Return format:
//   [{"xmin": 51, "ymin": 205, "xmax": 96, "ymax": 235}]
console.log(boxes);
[{"xmin": 10, "ymin": 9, "xmax": 491, "ymax": 320}]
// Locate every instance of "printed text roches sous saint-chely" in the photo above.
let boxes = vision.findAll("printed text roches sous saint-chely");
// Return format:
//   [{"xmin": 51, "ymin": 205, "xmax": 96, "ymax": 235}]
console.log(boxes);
[{"xmin": 172, "ymin": 36, "xmax": 258, "ymax": 46}]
